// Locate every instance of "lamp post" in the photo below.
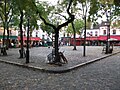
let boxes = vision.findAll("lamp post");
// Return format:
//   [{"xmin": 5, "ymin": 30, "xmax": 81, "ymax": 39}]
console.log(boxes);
[
  {"xmin": 26, "ymin": 17, "xmax": 30, "ymax": 63},
  {"xmin": 82, "ymin": 1, "xmax": 89, "ymax": 57},
  {"xmin": 105, "ymin": 8, "xmax": 111, "ymax": 54},
  {"xmin": 100, "ymin": 0, "xmax": 113, "ymax": 54},
  {"xmin": 83, "ymin": 15, "xmax": 86, "ymax": 56},
  {"xmin": 105, "ymin": 21, "xmax": 110, "ymax": 54}
]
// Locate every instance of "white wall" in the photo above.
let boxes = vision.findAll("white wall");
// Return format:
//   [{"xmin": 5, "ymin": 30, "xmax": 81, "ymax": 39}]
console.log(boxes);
[
  {"xmin": 32, "ymin": 29, "xmax": 48, "ymax": 39},
  {"xmin": 81, "ymin": 29, "xmax": 99, "ymax": 38},
  {"xmin": 99, "ymin": 26, "xmax": 108, "ymax": 35},
  {"xmin": 110, "ymin": 28, "xmax": 120, "ymax": 35},
  {"xmin": 99, "ymin": 26, "xmax": 120, "ymax": 36}
]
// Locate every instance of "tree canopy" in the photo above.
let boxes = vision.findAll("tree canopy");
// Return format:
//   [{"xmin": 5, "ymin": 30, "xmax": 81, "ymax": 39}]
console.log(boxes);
[{"xmin": 66, "ymin": 19, "xmax": 84, "ymax": 35}]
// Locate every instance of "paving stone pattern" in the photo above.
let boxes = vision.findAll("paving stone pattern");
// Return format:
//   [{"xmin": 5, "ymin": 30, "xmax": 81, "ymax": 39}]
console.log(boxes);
[
  {"xmin": 0, "ymin": 46, "xmax": 120, "ymax": 71},
  {"xmin": 0, "ymin": 51, "xmax": 120, "ymax": 90}
]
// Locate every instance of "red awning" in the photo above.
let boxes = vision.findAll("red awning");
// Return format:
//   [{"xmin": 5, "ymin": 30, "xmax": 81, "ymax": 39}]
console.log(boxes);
[
  {"xmin": 72, "ymin": 35, "xmax": 120, "ymax": 41},
  {"xmin": 74, "ymin": 37, "xmax": 98, "ymax": 41},
  {"xmin": 98, "ymin": 35, "xmax": 120, "ymax": 41},
  {"xmin": 98, "ymin": 36, "xmax": 107, "ymax": 41},
  {"xmin": 17, "ymin": 36, "xmax": 41, "ymax": 41},
  {"xmin": 86, "ymin": 37, "xmax": 98, "ymax": 40}
]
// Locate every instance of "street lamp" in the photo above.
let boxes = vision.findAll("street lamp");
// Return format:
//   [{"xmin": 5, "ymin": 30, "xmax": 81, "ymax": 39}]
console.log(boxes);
[
  {"xmin": 83, "ymin": 15, "xmax": 87, "ymax": 56},
  {"xmin": 104, "ymin": 21, "xmax": 110, "ymax": 54},
  {"xmin": 105, "ymin": 9, "xmax": 111, "ymax": 54},
  {"xmin": 100, "ymin": 0, "xmax": 113, "ymax": 54},
  {"xmin": 82, "ymin": 1, "xmax": 89, "ymax": 57}
]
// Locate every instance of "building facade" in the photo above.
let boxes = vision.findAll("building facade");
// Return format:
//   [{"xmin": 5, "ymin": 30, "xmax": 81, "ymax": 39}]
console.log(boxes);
[{"xmin": 70, "ymin": 21, "xmax": 120, "ymax": 46}]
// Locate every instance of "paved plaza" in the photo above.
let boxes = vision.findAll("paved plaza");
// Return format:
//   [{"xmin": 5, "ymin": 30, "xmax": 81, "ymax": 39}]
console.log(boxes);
[
  {"xmin": 0, "ymin": 46, "xmax": 120, "ymax": 72},
  {"xmin": 0, "ymin": 48, "xmax": 120, "ymax": 90}
]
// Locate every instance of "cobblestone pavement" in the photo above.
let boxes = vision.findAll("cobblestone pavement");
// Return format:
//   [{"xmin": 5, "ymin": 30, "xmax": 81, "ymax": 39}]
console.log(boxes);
[
  {"xmin": 0, "ymin": 46, "xmax": 120, "ymax": 71},
  {"xmin": 0, "ymin": 51, "xmax": 120, "ymax": 90}
]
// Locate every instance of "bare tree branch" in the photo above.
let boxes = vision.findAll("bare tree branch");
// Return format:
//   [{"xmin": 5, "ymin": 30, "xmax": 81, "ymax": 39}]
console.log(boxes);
[
  {"xmin": 38, "ymin": 13, "xmax": 56, "ymax": 30},
  {"xmin": 35, "ymin": 0, "xmax": 74, "ymax": 31},
  {"xmin": 55, "ymin": 13, "xmax": 68, "ymax": 20},
  {"xmin": 57, "ymin": 0, "xmax": 74, "ymax": 30}
]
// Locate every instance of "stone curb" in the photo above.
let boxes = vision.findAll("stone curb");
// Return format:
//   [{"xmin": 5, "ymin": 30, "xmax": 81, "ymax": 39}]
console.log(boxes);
[{"xmin": 0, "ymin": 51, "xmax": 120, "ymax": 73}]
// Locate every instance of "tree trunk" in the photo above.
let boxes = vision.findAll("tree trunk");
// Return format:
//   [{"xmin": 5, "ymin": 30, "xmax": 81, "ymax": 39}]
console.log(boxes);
[
  {"xmin": 71, "ymin": 22, "xmax": 77, "ymax": 50},
  {"xmin": 1, "ymin": 0, "xmax": 7, "ymax": 55},
  {"xmin": 6, "ymin": 24, "xmax": 10, "ymax": 49},
  {"xmin": 37, "ymin": 0, "xmax": 74, "ymax": 65},
  {"xmin": 19, "ymin": 10, "xmax": 24, "ymax": 58},
  {"xmin": 54, "ymin": 29, "xmax": 60, "ymax": 63},
  {"xmin": 3, "ymin": 25, "xmax": 5, "ymax": 47},
  {"xmin": 3, "ymin": 0, "xmax": 7, "ymax": 47}
]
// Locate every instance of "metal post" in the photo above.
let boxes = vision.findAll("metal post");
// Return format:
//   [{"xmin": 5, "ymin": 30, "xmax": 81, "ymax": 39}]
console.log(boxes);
[
  {"xmin": 105, "ymin": 10, "xmax": 110, "ymax": 54},
  {"xmin": 106, "ymin": 24, "xmax": 110, "ymax": 54},
  {"xmin": 26, "ymin": 17, "xmax": 30, "ymax": 63},
  {"xmin": 106, "ymin": 27, "xmax": 108, "ymax": 54},
  {"xmin": 83, "ymin": 16, "xmax": 86, "ymax": 56}
]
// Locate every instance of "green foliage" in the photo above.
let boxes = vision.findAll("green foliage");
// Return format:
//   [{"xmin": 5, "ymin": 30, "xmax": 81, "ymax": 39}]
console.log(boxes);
[
  {"xmin": 99, "ymin": 0, "xmax": 114, "ymax": 4},
  {"xmin": 114, "ymin": 0, "xmax": 120, "ymax": 6},
  {"xmin": 89, "ymin": 0, "xmax": 99, "ymax": 15},
  {"xmin": 66, "ymin": 23, "xmax": 72, "ymax": 34},
  {"xmin": 0, "ymin": 0, "xmax": 13, "ymax": 26},
  {"xmin": 36, "ymin": 1, "xmax": 54, "ymax": 21},
  {"xmin": 36, "ymin": 3, "xmax": 46, "ymax": 17},
  {"xmin": 10, "ymin": 0, "xmax": 40, "ymax": 32},
  {"xmin": 66, "ymin": 19, "xmax": 84, "ymax": 34},
  {"xmin": 88, "ymin": 0, "xmax": 120, "ymax": 23},
  {"xmin": 40, "ymin": 22, "xmax": 54, "ymax": 35},
  {"xmin": 13, "ymin": 0, "xmax": 35, "ymax": 11},
  {"xmin": 10, "ymin": 15, "xmax": 19, "ymax": 28},
  {"xmin": 112, "ymin": 20, "xmax": 120, "ymax": 28},
  {"xmin": 113, "ymin": 0, "xmax": 120, "ymax": 16}
]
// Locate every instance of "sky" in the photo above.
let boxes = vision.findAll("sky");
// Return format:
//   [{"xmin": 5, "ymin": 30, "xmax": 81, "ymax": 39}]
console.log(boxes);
[
  {"xmin": 38, "ymin": 0, "xmax": 106, "ymax": 24},
  {"xmin": 38, "ymin": 0, "xmax": 58, "ymax": 5}
]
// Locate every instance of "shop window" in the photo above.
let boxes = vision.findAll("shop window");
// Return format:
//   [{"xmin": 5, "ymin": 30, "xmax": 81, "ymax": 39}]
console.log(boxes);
[
  {"xmin": 87, "ymin": 32, "xmax": 89, "ymax": 35},
  {"xmin": 113, "ymin": 30, "xmax": 116, "ymax": 35},
  {"xmin": 90, "ymin": 31, "xmax": 93, "ymax": 36},
  {"xmin": 63, "ymin": 33, "xmax": 65, "ymax": 37},
  {"xmin": 36, "ymin": 32, "xmax": 38, "ymax": 37},
  {"xmin": 95, "ymin": 31, "xmax": 98, "ymax": 36},
  {"xmin": 103, "ymin": 30, "xmax": 106, "ymax": 35}
]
